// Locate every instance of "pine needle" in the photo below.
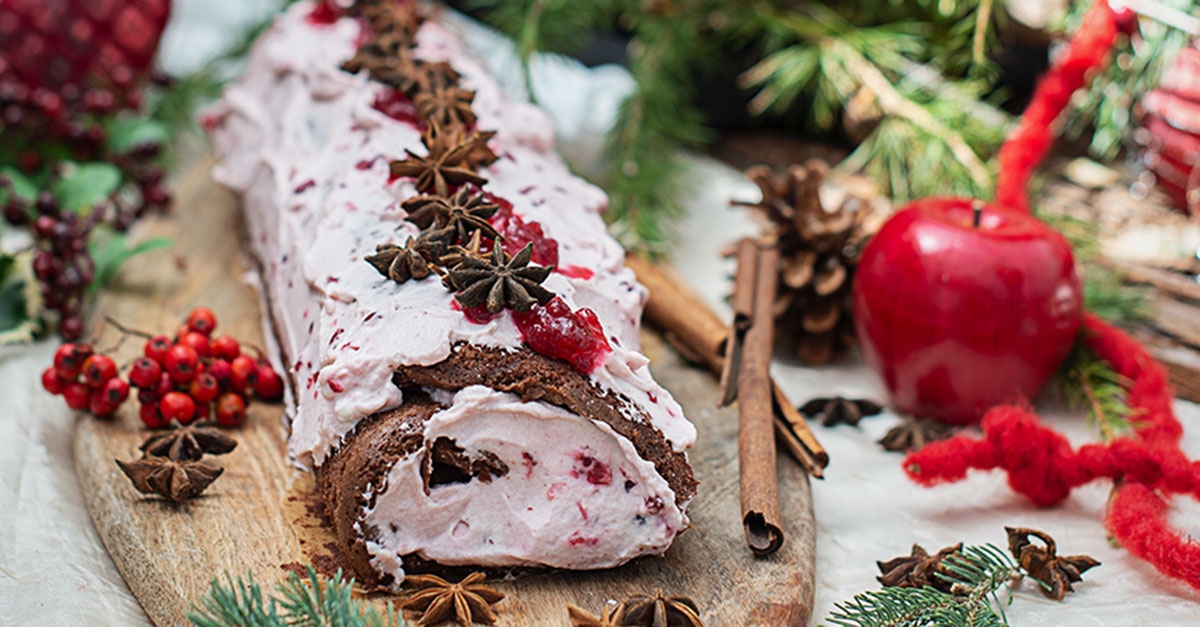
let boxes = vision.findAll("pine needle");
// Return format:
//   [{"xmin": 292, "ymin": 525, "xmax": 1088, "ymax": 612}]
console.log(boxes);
[
  {"xmin": 1056, "ymin": 343, "xmax": 1141, "ymax": 443},
  {"xmin": 827, "ymin": 544, "xmax": 1018, "ymax": 627},
  {"xmin": 188, "ymin": 566, "xmax": 405, "ymax": 627}
]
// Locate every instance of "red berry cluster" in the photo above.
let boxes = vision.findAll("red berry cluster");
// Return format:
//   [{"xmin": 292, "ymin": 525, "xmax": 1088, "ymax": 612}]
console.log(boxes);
[
  {"xmin": 130, "ymin": 308, "xmax": 283, "ymax": 428},
  {"xmin": 41, "ymin": 307, "xmax": 284, "ymax": 429},
  {"xmin": 41, "ymin": 344, "xmax": 129, "ymax": 418}
]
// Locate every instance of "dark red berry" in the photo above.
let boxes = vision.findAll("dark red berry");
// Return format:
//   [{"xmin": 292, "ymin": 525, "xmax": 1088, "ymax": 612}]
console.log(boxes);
[
  {"xmin": 195, "ymin": 400, "xmax": 211, "ymax": 421},
  {"xmin": 254, "ymin": 364, "xmax": 283, "ymax": 401},
  {"xmin": 164, "ymin": 344, "xmax": 200, "ymax": 383},
  {"xmin": 186, "ymin": 307, "xmax": 217, "ymax": 336},
  {"xmin": 144, "ymin": 335, "xmax": 171, "ymax": 363},
  {"xmin": 208, "ymin": 359, "xmax": 233, "ymax": 386},
  {"xmin": 63, "ymin": 382, "xmax": 91, "ymax": 410},
  {"xmin": 155, "ymin": 372, "xmax": 174, "ymax": 399},
  {"xmin": 53, "ymin": 343, "xmax": 85, "ymax": 379},
  {"xmin": 102, "ymin": 378, "xmax": 130, "ymax": 404},
  {"xmin": 189, "ymin": 372, "xmax": 220, "ymax": 403},
  {"xmin": 41, "ymin": 367, "xmax": 64, "ymax": 394},
  {"xmin": 59, "ymin": 317, "xmax": 85, "ymax": 341},
  {"xmin": 160, "ymin": 391, "xmax": 196, "ymax": 425},
  {"xmin": 89, "ymin": 391, "xmax": 118, "ymax": 418},
  {"xmin": 136, "ymin": 388, "xmax": 158, "ymax": 405},
  {"xmin": 230, "ymin": 355, "xmax": 258, "ymax": 392},
  {"xmin": 139, "ymin": 402, "xmax": 167, "ymax": 429},
  {"xmin": 129, "ymin": 357, "xmax": 162, "ymax": 389},
  {"xmin": 178, "ymin": 331, "xmax": 212, "ymax": 358},
  {"xmin": 211, "ymin": 335, "xmax": 240, "ymax": 360},
  {"xmin": 81, "ymin": 354, "xmax": 117, "ymax": 386},
  {"xmin": 215, "ymin": 393, "xmax": 247, "ymax": 428}
]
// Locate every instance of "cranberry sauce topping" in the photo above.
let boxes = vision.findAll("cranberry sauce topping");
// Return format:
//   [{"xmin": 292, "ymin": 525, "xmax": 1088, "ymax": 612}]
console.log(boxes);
[
  {"xmin": 306, "ymin": 0, "xmax": 342, "ymax": 25},
  {"xmin": 485, "ymin": 192, "xmax": 559, "ymax": 267},
  {"xmin": 372, "ymin": 89, "xmax": 421, "ymax": 128},
  {"xmin": 450, "ymin": 299, "xmax": 501, "ymax": 325},
  {"xmin": 512, "ymin": 297, "xmax": 612, "ymax": 374}
]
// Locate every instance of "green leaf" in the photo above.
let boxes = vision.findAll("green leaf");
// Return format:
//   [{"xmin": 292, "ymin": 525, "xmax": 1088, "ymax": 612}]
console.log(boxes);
[
  {"xmin": 0, "ymin": 252, "xmax": 42, "ymax": 345},
  {"xmin": 0, "ymin": 274, "xmax": 30, "ymax": 335},
  {"xmin": 89, "ymin": 232, "xmax": 172, "ymax": 294},
  {"xmin": 0, "ymin": 166, "xmax": 38, "ymax": 202},
  {"xmin": 52, "ymin": 162, "xmax": 123, "ymax": 213},
  {"xmin": 106, "ymin": 117, "xmax": 171, "ymax": 155}
]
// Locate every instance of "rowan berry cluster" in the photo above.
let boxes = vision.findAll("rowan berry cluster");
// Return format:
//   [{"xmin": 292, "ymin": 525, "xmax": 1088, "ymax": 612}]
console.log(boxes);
[{"xmin": 41, "ymin": 307, "xmax": 283, "ymax": 429}]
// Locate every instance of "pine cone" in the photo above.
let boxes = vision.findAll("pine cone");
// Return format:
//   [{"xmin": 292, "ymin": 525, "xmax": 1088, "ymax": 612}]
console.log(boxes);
[{"xmin": 737, "ymin": 160, "xmax": 885, "ymax": 364}]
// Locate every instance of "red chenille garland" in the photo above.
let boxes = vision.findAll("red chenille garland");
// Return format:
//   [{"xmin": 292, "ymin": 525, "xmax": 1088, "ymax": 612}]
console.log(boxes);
[{"xmin": 901, "ymin": 1, "xmax": 1200, "ymax": 591}]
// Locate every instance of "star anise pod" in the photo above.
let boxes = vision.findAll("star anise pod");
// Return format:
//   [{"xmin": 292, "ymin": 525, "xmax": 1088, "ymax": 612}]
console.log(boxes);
[
  {"xmin": 402, "ymin": 187, "xmax": 501, "ymax": 244},
  {"xmin": 567, "ymin": 603, "xmax": 621, "ymax": 627},
  {"xmin": 616, "ymin": 592, "xmax": 704, "ymax": 627},
  {"xmin": 415, "ymin": 82, "xmax": 477, "ymax": 129},
  {"xmin": 877, "ymin": 543, "xmax": 965, "ymax": 594},
  {"xmin": 878, "ymin": 417, "xmax": 955, "ymax": 453},
  {"xmin": 390, "ymin": 127, "xmax": 488, "ymax": 197},
  {"xmin": 401, "ymin": 572, "xmax": 504, "ymax": 626},
  {"xmin": 116, "ymin": 456, "xmax": 224, "ymax": 502},
  {"xmin": 353, "ymin": 1, "xmax": 423, "ymax": 43},
  {"xmin": 439, "ymin": 230, "xmax": 490, "ymax": 270},
  {"xmin": 366, "ymin": 235, "xmax": 442, "ymax": 284},
  {"xmin": 424, "ymin": 122, "xmax": 499, "ymax": 171},
  {"xmin": 447, "ymin": 242, "xmax": 554, "ymax": 313},
  {"xmin": 341, "ymin": 34, "xmax": 407, "ymax": 75},
  {"xmin": 799, "ymin": 396, "xmax": 883, "ymax": 427},
  {"xmin": 1006, "ymin": 527, "xmax": 1099, "ymax": 601},
  {"xmin": 139, "ymin": 424, "xmax": 237, "ymax": 462}
]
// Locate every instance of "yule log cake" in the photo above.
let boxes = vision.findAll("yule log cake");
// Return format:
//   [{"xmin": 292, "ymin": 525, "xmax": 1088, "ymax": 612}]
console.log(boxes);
[{"xmin": 207, "ymin": 0, "xmax": 697, "ymax": 588}]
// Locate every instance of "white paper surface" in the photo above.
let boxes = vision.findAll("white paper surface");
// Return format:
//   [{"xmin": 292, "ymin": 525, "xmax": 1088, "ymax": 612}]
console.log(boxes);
[{"xmin": 3, "ymin": 2, "xmax": 1200, "ymax": 624}]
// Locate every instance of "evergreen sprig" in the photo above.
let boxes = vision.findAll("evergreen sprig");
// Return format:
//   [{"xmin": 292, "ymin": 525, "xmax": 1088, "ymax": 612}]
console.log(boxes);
[
  {"xmin": 474, "ymin": 1, "xmax": 1014, "ymax": 252},
  {"xmin": 1056, "ymin": 343, "xmax": 1139, "ymax": 443},
  {"xmin": 740, "ymin": 1, "xmax": 1011, "ymax": 202},
  {"xmin": 188, "ymin": 565, "xmax": 406, "ymax": 627},
  {"xmin": 827, "ymin": 544, "xmax": 1018, "ymax": 627}
]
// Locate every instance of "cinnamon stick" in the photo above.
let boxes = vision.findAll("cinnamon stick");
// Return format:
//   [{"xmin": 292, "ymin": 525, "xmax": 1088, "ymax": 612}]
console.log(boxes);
[
  {"xmin": 737, "ymin": 241, "xmax": 784, "ymax": 556},
  {"xmin": 625, "ymin": 254, "xmax": 829, "ymax": 475},
  {"xmin": 627, "ymin": 255, "xmax": 726, "ymax": 373},
  {"xmin": 720, "ymin": 238, "xmax": 759, "ymax": 405}
]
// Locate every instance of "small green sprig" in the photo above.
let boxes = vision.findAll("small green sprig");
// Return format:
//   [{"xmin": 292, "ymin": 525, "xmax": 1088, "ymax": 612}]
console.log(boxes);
[
  {"xmin": 188, "ymin": 565, "xmax": 406, "ymax": 627},
  {"xmin": 827, "ymin": 544, "xmax": 1018, "ymax": 627},
  {"xmin": 1055, "ymin": 343, "xmax": 1140, "ymax": 443}
]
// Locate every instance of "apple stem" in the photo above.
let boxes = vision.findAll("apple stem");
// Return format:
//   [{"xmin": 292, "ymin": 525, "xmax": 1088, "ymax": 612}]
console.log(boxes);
[{"xmin": 972, "ymin": 202, "xmax": 983, "ymax": 228}]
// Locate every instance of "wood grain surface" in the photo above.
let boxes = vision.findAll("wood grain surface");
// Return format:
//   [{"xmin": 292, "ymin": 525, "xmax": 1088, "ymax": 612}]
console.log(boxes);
[{"xmin": 74, "ymin": 157, "xmax": 817, "ymax": 625}]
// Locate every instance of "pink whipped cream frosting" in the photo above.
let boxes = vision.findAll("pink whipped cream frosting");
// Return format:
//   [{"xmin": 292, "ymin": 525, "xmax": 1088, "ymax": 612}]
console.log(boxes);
[{"xmin": 207, "ymin": 1, "xmax": 695, "ymax": 582}]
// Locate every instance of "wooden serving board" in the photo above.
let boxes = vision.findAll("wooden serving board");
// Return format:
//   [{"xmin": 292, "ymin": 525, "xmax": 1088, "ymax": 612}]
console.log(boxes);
[{"xmin": 74, "ymin": 157, "xmax": 817, "ymax": 626}]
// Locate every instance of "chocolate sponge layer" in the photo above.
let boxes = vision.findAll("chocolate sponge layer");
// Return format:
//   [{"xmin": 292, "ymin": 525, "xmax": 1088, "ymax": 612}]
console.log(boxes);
[
  {"xmin": 315, "ymin": 344, "xmax": 697, "ymax": 587},
  {"xmin": 393, "ymin": 343, "xmax": 697, "ymax": 503}
]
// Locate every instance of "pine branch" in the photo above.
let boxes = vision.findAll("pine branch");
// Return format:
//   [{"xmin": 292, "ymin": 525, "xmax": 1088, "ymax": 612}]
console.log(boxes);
[
  {"xmin": 827, "ymin": 544, "xmax": 1018, "ymax": 627},
  {"xmin": 740, "ymin": 3, "xmax": 1010, "ymax": 201},
  {"xmin": 188, "ymin": 566, "xmax": 406, "ymax": 627},
  {"xmin": 1056, "ymin": 343, "xmax": 1140, "ymax": 443}
]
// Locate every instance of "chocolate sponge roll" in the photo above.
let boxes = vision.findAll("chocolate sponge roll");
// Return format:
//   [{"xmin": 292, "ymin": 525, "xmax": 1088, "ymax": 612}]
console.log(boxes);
[{"xmin": 209, "ymin": 1, "xmax": 696, "ymax": 588}]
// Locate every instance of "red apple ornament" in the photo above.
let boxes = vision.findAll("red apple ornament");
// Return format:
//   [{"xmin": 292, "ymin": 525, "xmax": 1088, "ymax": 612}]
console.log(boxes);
[
  {"xmin": 852, "ymin": 1, "xmax": 1116, "ymax": 424},
  {"xmin": 853, "ymin": 200, "xmax": 1082, "ymax": 424}
]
